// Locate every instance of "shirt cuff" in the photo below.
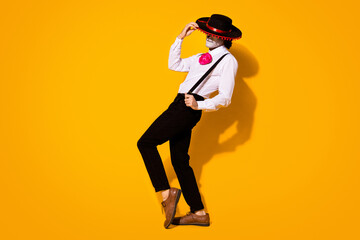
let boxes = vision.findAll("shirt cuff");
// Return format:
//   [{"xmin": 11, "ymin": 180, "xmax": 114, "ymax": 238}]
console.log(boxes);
[
  {"xmin": 196, "ymin": 100, "xmax": 206, "ymax": 110},
  {"xmin": 176, "ymin": 36, "xmax": 184, "ymax": 42}
]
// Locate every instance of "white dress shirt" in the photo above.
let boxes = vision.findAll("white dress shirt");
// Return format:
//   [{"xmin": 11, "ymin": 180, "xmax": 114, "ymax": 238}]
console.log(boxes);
[{"xmin": 168, "ymin": 37, "xmax": 238, "ymax": 112}]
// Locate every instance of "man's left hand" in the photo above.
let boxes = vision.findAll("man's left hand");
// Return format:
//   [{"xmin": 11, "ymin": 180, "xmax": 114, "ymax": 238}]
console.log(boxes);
[{"xmin": 185, "ymin": 94, "xmax": 198, "ymax": 110}]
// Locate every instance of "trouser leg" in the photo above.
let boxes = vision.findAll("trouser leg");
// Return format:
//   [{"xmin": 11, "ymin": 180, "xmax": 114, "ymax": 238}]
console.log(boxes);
[
  {"xmin": 137, "ymin": 97, "xmax": 202, "ymax": 193},
  {"xmin": 137, "ymin": 128, "xmax": 170, "ymax": 192},
  {"xmin": 137, "ymin": 107, "xmax": 173, "ymax": 192},
  {"xmin": 170, "ymin": 129, "xmax": 205, "ymax": 213}
]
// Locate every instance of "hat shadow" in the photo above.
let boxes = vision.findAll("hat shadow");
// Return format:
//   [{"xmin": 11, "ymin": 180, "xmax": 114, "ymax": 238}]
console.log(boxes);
[{"xmin": 164, "ymin": 44, "xmax": 259, "ymax": 214}]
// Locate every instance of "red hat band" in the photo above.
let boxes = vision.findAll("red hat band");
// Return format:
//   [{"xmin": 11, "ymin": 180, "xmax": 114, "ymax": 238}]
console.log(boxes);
[{"xmin": 206, "ymin": 21, "xmax": 232, "ymax": 34}]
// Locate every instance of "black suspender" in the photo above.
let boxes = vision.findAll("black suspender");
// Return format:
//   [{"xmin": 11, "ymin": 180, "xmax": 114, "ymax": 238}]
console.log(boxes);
[{"xmin": 187, "ymin": 53, "xmax": 229, "ymax": 94}]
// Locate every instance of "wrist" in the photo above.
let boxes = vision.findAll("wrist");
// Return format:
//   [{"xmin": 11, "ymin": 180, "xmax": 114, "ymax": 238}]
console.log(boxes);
[{"xmin": 178, "ymin": 34, "xmax": 185, "ymax": 40}]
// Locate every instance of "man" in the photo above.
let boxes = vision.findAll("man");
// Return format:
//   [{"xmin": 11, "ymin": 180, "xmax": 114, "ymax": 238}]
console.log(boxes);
[{"xmin": 137, "ymin": 14, "xmax": 242, "ymax": 228}]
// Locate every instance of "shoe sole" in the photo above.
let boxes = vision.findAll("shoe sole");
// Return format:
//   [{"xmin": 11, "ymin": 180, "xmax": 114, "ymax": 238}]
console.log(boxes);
[
  {"xmin": 164, "ymin": 189, "xmax": 182, "ymax": 229},
  {"xmin": 173, "ymin": 223, "xmax": 210, "ymax": 227}
]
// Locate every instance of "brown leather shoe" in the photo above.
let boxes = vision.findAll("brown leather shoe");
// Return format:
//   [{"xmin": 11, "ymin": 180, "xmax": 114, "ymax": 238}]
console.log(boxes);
[
  {"xmin": 161, "ymin": 188, "xmax": 182, "ymax": 229},
  {"xmin": 172, "ymin": 212, "xmax": 210, "ymax": 226}
]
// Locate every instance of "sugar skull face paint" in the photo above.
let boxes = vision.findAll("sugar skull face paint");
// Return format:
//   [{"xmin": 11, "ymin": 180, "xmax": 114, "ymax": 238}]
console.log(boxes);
[{"xmin": 206, "ymin": 34, "xmax": 224, "ymax": 49}]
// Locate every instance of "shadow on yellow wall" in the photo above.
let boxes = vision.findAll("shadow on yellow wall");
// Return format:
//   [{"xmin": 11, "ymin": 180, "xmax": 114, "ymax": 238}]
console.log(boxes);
[{"xmin": 163, "ymin": 44, "xmax": 259, "ymax": 211}]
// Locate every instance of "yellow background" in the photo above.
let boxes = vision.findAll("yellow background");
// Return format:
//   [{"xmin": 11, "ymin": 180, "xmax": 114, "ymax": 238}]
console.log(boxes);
[{"xmin": 1, "ymin": 0, "xmax": 359, "ymax": 239}]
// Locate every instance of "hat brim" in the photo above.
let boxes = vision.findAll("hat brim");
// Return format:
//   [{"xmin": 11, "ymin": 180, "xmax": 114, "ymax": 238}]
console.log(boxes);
[{"xmin": 196, "ymin": 17, "xmax": 242, "ymax": 41}]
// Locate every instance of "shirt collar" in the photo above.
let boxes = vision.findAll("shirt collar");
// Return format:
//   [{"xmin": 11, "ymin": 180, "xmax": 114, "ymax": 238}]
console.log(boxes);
[{"xmin": 208, "ymin": 45, "xmax": 228, "ymax": 56}]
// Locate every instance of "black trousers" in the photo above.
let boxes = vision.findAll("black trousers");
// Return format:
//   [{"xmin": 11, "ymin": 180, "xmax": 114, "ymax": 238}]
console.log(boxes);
[{"xmin": 137, "ymin": 93, "xmax": 205, "ymax": 213}]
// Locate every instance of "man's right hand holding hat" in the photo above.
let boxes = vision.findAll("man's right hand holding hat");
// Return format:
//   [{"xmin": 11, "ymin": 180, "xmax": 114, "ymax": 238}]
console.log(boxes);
[{"xmin": 178, "ymin": 22, "xmax": 199, "ymax": 40}]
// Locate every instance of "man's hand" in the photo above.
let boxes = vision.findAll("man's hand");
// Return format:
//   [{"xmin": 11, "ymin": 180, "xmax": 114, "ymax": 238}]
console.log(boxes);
[
  {"xmin": 184, "ymin": 94, "xmax": 198, "ymax": 110},
  {"xmin": 178, "ymin": 22, "xmax": 199, "ymax": 40}
]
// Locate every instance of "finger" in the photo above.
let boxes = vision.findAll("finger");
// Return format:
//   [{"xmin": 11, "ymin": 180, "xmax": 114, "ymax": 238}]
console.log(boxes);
[
  {"xmin": 188, "ymin": 23, "xmax": 196, "ymax": 28},
  {"xmin": 190, "ymin": 24, "xmax": 198, "ymax": 30}
]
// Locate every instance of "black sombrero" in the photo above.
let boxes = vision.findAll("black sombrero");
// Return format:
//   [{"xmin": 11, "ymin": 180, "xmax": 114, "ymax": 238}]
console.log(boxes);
[{"xmin": 196, "ymin": 14, "xmax": 242, "ymax": 41}]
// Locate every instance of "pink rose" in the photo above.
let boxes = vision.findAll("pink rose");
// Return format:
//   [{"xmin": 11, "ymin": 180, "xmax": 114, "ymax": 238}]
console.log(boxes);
[{"xmin": 199, "ymin": 53, "xmax": 212, "ymax": 65}]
